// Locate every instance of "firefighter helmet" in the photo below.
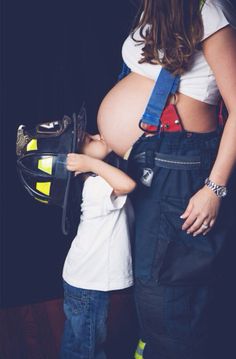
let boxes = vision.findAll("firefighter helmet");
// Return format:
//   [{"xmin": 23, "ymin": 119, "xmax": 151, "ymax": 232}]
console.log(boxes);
[{"xmin": 16, "ymin": 104, "xmax": 87, "ymax": 235}]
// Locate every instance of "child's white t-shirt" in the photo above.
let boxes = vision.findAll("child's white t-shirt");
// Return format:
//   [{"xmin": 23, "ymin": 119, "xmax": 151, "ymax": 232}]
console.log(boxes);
[{"xmin": 62, "ymin": 175, "xmax": 134, "ymax": 291}]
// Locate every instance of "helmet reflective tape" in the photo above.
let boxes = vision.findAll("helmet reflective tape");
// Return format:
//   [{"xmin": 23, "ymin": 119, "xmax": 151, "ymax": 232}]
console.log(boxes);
[
  {"xmin": 34, "ymin": 197, "xmax": 49, "ymax": 204},
  {"xmin": 36, "ymin": 182, "xmax": 51, "ymax": 196},
  {"xmin": 18, "ymin": 169, "xmax": 51, "ymax": 200},
  {"xmin": 134, "ymin": 339, "xmax": 146, "ymax": 359},
  {"xmin": 26, "ymin": 139, "xmax": 38, "ymax": 152},
  {"xmin": 39, "ymin": 121, "xmax": 59, "ymax": 129},
  {"xmin": 138, "ymin": 340, "xmax": 146, "ymax": 350},
  {"xmin": 36, "ymin": 121, "xmax": 63, "ymax": 135},
  {"xmin": 38, "ymin": 157, "xmax": 53, "ymax": 175},
  {"xmin": 35, "ymin": 117, "xmax": 72, "ymax": 137},
  {"xmin": 16, "ymin": 104, "xmax": 87, "ymax": 235}
]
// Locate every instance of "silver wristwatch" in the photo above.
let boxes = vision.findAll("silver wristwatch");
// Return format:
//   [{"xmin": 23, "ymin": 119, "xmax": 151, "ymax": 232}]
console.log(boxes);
[{"xmin": 204, "ymin": 178, "xmax": 227, "ymax": 198}]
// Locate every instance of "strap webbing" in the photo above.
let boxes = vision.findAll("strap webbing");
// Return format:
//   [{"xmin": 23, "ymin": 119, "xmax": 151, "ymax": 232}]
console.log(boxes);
[{"xmin": 140, "ymin": 68, "xmax": 180, "ymax": 129}]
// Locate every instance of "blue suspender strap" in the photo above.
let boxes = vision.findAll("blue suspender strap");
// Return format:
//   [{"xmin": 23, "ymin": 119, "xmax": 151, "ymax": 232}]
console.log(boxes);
[
  {"xmin": 118, "ymin": 63, "xmax": 180, "ymax": 133},
  {"xmin": 139, "ymin": 68, "xmax": 180, "ymax": 132},
  {"xmin": 118, "ymin": 62, "xmax": 131, "ymax": 81}
]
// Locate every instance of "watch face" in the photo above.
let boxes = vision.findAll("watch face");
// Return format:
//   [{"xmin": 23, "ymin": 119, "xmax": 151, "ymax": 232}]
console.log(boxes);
[{"xmin": 217, "ymin": 187, "xmax": 227, "ymax": 197}]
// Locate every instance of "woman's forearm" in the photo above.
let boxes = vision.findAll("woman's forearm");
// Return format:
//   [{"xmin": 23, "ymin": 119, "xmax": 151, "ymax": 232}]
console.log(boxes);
[{"xmin": 208, "ymin": 111, "xmax": 236, "ymax": 185}]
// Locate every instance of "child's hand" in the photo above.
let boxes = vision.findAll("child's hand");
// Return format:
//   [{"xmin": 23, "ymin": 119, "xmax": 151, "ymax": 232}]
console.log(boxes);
[{"xmin": 66, "ymin": 153, "xmax": 94, "ymax": 174}]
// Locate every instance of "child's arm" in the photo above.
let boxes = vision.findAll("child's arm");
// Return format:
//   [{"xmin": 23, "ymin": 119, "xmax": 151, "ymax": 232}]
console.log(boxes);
[{"xmin": 67, "ymin": 153, "xmax": 136, "ymax": 196}]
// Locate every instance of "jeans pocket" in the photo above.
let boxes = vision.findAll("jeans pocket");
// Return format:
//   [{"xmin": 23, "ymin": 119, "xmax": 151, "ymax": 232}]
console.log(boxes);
[
  {"xmin": 152, "ymin": 196, "xmax": 222, "ymax": 286},
  {"xmin": 64, "ymin": 289, "xmax": 90, "ymax": 318}
]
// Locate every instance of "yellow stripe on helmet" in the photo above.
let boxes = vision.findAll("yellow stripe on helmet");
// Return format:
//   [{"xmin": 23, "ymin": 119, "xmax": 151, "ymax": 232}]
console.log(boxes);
[
  {"xmin": 34, "ymin": 197, "xmax": 49, "ymax": 204},
  {"xmin": 134, "ymin": 339, "xmax": 146, "ymax": 359},
  {"xmin": 38, "ymin": 157, "xmax": 53, "ymax": 175},
  {"xmin": 26, "ymin": 139, "xmax": 38, "ymax": 151},
  {"xmin": 36, "ymin": 182, "xmax": 51, "ymax": 196}
]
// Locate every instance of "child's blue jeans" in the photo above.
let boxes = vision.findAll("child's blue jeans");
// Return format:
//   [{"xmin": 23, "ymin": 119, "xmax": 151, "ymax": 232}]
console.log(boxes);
[{"xmin": 60, "ymin": 281, "xmax": 110, "ymax": 359}]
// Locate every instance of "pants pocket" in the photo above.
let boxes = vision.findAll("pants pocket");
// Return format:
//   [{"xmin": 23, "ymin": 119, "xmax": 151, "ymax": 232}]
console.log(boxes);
[
  {"xmin": 64, "ymin": 289, "xmax": 90, "ymax": 318},
  {"xmin": 152, "ymin": 196, "xmax": 226, "ymax": 286}
]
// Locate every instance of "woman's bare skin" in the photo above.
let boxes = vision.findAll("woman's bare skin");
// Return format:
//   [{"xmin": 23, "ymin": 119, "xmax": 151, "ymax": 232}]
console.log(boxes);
[
  {"xmin": 98, "ymin": 72, "xmax": 218, "ymax": 157},
  {"xmin": 98, "ymin": 26, "xmax": 236, "ymax": 236}
]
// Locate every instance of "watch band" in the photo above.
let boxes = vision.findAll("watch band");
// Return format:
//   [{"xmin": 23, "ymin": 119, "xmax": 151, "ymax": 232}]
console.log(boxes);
[{"xmin": 204, "ymin": 178, "xmax": 227, "ymax": 198}]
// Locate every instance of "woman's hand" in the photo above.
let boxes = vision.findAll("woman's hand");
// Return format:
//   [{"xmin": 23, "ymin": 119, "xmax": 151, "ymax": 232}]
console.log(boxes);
[
  {"xmin": 66, "ymin": 153, "xmax": 94, "ymax": 174},
  {"xmin": 180, "ymin": 186, "xmax": 221, "ymax": 236}
]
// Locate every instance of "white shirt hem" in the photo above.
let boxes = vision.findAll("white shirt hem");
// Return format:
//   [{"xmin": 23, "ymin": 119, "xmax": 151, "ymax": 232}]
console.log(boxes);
[{"xmin": 63, "ymin": 276, "xmax": 134, "ymax": 292}]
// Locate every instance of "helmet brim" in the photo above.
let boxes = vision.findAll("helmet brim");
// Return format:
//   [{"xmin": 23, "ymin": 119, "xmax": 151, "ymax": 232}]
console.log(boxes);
[{"xmin": 61, "ymin": 104, "xmax": 87, "ymax": 235}]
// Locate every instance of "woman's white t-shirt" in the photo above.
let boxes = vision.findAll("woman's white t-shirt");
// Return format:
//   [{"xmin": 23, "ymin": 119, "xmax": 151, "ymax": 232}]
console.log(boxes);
[
  {"xmin": 62, "ymin": 175, "xmax": 134, "ymax": 291},
  {"xmin": 122, "ymin": 0, "xmax": 229, "ymax": 105}
]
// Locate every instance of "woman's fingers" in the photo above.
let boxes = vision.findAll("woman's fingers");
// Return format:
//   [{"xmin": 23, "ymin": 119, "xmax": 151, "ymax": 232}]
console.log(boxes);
[
  {"xmin": 202, "ymin": 218, "xmax": 215, "ymax": 236},
  {"xmin": 186, "ymin": 216, "xmax": 208, "ymax": 235},
  {"xmin": 182, "ymin": 211, "xmax": 216, "ymax": 236},
  {"xmin": 191, "ymin": 217, "xmax": 215, "ymax": 237},
  {"xmin": 181, "ymin": 212, "xmax": 198, "ymax": 231},
  {"xmin": 180, "ymin": 201, "xmax": 193, "ymax": 220},
  {"xmin": 182, "ymin": 213, "xmax": 214, "ymax": 236},
  {"xmin": 191, "ymin": 219, "xmax": 211, "ymax": 236},
  {"xmin": 180, "ymin": 187, "xmax": 220, "ymax": 236},
  {"xmin": 181, "ymin": 201, "xmax": 196, "ymax": 230}
]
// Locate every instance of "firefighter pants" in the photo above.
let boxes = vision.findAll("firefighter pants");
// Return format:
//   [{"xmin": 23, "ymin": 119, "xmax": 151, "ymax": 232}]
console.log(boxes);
[{"xmin": 129, "ymin": 129, "xmax": 236, "ymax": 359}]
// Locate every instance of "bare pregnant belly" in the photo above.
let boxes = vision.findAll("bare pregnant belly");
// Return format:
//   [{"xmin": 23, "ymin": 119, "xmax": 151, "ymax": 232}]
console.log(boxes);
[{"xmin": 97, "ymin": 72, "xmax": 218, "ymax": 157}]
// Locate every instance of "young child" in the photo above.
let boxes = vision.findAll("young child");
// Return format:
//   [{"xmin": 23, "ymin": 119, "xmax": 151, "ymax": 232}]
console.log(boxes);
[{"xmin": 60, "ymin": 132, "xmax": 136, "ymax": 359}]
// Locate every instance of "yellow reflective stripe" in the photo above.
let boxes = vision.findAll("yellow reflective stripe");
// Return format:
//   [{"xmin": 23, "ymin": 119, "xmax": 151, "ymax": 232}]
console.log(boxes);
[
  {"xmin": 138, "ymin": 340, "xmax": 146, "ymax": 350},
  {"xmin": 34, "ymin": 197, "xmax": 49, "ymax": 204},
  {"xmin": 36, "ymin": 182, "xmax": 51, "ymax": 196},
  {"xmin": 38, "ymin": 157, "xmax": 53, "ymax": 175},
  {"xmin": 26, "ymin": 139, "xmax": 38, "ymax": 151},
  {"xmin": 134, "ymin": 339, "xmax": 146, "ymax": 359},
  {"xmin": 134, "ymin": 352, "xmax": 143, "ymax": 359}
]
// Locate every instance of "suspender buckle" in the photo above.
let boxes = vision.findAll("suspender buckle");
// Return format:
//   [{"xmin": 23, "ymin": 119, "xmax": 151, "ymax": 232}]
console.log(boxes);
[{"xmin": 139, "ymin": 119, "xmax": 160, "ymax": 134}]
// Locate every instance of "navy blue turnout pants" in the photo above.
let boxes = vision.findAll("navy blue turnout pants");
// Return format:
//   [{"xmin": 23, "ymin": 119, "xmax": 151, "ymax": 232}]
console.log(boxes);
[{"xmin": 129, "ymin": 129, "xmax": 236, "ymax": 359}]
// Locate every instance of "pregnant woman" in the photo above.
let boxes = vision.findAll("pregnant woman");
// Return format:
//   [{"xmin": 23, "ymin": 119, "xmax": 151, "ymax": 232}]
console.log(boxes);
[{"xmin": 97, "ymin": 1, "xmax": 236, "ymax": 358}]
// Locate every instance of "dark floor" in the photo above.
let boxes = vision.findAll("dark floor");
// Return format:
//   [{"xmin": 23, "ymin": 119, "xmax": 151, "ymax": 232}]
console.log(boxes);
[{"xmin": 0, "ymin": 291, "xmax": 139, "ymax": 359}]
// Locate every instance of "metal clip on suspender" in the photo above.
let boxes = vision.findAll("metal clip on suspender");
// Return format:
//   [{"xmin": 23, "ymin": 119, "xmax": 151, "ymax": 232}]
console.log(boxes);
[{"xmin": 118, "ymin": 63, "xmax": 180, "ymax": 134}]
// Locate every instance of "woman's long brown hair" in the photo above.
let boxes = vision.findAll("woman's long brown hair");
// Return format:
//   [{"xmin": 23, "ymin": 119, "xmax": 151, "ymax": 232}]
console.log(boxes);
[{"xmin": 132, "ymin": 0, "xmax": 204, "ymax": 75}]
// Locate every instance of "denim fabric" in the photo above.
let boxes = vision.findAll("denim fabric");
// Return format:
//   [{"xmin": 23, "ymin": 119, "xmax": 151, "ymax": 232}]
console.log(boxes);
[
  {"xmin": 135, "ymin": 281, "xmax": 214, "ymax": 359},
  {"xmin": 60, "ymin": 281, "xmax": 110, "ymax": 359},
  {"xmin": 129, "ymin": 129, "xmax": 234, "ymax": 285},
  {"xmin": 128, "ymin": 129, "xmax": 236, "ymax": 358}
]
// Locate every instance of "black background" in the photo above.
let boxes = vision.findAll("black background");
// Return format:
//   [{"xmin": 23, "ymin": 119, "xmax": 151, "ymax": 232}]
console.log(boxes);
[
  {"xmin": 1, "ymin": 1, "xmax": 236, "ymax": 357},
  {"xmin": 1, "ymin": 0, "xmax": 137, "ymax": 307}
]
